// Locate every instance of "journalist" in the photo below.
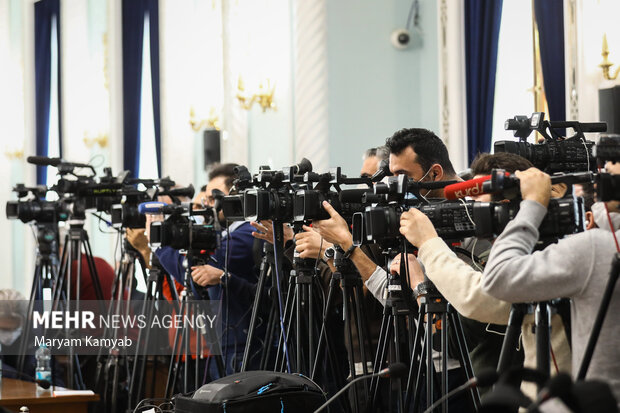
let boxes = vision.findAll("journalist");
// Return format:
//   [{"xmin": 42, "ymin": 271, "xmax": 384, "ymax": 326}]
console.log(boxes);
[
  {"xmin": 481, "ymin": 165, "xmax": 620, "ymax": 406},
  {"xmin": 155, "ymin": 163, "xmax": 263, "ymax": 375},
  {"xmin": 360, "ymin": 146, "xmax": 389, "ymax": 179},
  {"xmin": 312, "ymin": 129, "xmax": 477, "ymax": 410},
  {"xmin": 397, "ymin": 152, "xmax": 575, "ymax": 400}
]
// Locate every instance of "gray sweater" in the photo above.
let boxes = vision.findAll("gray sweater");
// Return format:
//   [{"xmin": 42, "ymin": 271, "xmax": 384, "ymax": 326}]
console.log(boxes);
[{"xmin": 482, "ymin": 200, "xmax": 620, "ymax": 405}]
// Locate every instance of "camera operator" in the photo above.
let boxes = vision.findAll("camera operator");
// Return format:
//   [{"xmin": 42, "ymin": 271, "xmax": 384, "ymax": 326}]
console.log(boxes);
[
  {"xmin": 480, "ymin": 164, "xmax": 620, "ymax": 405},
  {"xmin": 314, "ymin": 129, "xmax": 486, "ymax": 410},
  {"xmin": 360, "ymin": 146, "xmax": 389, "ymax": 179},
  {"xmin": 397, "ymin": 152, "xmax": 578, "ymax": 400},
  {"xmin": 153, "ymin": 164, "xmax": 264, "ymax": 375}
]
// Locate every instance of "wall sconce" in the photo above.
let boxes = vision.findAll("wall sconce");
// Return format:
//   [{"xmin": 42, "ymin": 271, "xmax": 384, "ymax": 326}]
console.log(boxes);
[
  {"xmin": 189, "ymin": 107, "xmax": 221, "ymax": 131},
  {"xmin": 83, "ymin": 132, "xmax": 108, "ymax": 148},
  {"xmin": 236, "ymin": 76, "xmax": 277, "ymax": 112},
  {"xmin": 600, "ymin": 33, "xmax": 620, "ymax": 80},
  {"xmin": 4, "ymin": 149, "xmax": 24, "ymax": 160}
]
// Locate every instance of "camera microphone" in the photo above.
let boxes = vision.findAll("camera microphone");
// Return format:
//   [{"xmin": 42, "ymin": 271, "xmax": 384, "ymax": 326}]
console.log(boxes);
[
  {"xmin": 314, "ymin": 362, "xmax": 407, "ymax": 413},
  {"xmin": 27, "ymin": 156, "xmax": 62, "ymax": 167},
  {"xmin": 165, "ymin": 184, "xmax": 195, "ymax": 200},
  {"xmin": 444, "ymin": 175, "xmax": 492, "ymax": 200},
  {"xmin": 138, "ymin": 201, "xmax": 166, "ymax": 214}
]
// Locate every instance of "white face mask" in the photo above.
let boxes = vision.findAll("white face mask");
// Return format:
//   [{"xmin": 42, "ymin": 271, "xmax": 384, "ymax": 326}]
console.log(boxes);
[{"xmin": 0, "ymin": 326, "xmax": 22, "ymax": 346}]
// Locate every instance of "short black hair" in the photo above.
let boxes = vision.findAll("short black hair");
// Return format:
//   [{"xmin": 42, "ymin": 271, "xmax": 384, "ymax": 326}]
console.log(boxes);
[
  {"xmin": 208, "ymin": 163, "xmax": 239, "ymax": 189},
  {"xmin": 385, "ymin": 128, "xmax": 456, "ymax": 176},
  {"xmin": 199, "ymin": 184, "xmax": 207, "ymax": 192},
  {"xmin": 470, "ymin": 152, "xmax": 533, "ymax": 176}
]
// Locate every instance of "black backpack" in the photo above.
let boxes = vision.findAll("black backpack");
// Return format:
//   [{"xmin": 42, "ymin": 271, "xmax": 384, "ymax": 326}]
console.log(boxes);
[{"xmin": 175, "ymin": 371, "xmax": 326, "ymax": 413}]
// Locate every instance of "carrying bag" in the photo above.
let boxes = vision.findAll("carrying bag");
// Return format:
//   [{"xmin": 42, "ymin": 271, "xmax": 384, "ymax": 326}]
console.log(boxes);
[{"xmin": 175, "ymin": 370, "xmax": 326, "ymax": 413}]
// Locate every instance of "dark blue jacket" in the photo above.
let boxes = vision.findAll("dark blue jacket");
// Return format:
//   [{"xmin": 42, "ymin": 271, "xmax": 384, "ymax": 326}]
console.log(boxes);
[{"xmin": 155, "ymin": 222, "xmax": 262, "ymax": 373}]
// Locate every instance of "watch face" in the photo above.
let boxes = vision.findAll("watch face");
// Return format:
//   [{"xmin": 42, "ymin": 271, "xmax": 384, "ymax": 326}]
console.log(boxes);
[{"xmin": 325, "ymin": 247, "xmax": 335, "ymax": 259}]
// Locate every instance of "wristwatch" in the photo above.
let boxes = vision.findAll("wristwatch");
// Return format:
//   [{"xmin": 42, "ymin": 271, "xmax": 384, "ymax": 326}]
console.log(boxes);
[
  {"xmin": 323, "ymin": 246, "xmax": 336, "ymax": 261},
  {"xmin": 341, "ymin": 244, "xmax": 356, "ymax": 260}
]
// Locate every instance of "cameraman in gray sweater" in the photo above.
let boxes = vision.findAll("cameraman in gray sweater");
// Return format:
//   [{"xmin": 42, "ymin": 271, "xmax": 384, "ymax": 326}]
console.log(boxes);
[{"xmin": 481, "ymin": 166, "xmax": 620, "ymax": 406}]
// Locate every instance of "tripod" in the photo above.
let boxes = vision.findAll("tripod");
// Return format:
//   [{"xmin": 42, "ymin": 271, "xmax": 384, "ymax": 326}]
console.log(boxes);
[
  {"xmin": 272, "ymin": 252, "xmax": 326, "ymax": 375},
  {"xmin": 311, "ymin": 248, "xmax": 373, "ymax": 413},
  {"xmin": 17, "ymin": 223, "xmax": 60, "ymax": 375},
  {"xmin": 163, "ymin": 252, "xmax": 225, "ymax": 399},
  {"xmin": 93, "ymin": 234, "xmax": 146, "ymax": 413},
  {"xmin": 369, "ymin": 262, "xmax": 417, "ymax": 413},
  {"xmin": 240, "ymin": 241, "xmax": 275, "ymax": 372},
  {"xmin": 54, "ymin": 219, "xmax": 106, "ymax": 389},
  {"xmin": 496, "ymin": 299, "xmax": 571, "ymax": 393},
  {"xmin": 403, "ymin": 282, "xmax": 480, "ymax": 413}
]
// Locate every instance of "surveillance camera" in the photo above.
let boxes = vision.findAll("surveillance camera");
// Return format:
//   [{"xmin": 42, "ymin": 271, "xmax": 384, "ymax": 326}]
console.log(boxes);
[{"xmin": 391, "ymin": 29, "xmax": 411, "ymax": 50}]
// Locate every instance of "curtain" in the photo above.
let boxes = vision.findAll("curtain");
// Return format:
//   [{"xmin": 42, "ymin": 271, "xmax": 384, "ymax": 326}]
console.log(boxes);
[
  {"xmin": 534, "ymin": 0, "xmax": 566, "ymax": 124},
  {"xmin": 34, "ymin": 0, "xmax": 62, "ymax": 186},
  {"xmin": 122, "ymin": 0, "xmax": 161, "ymax": 177},
  {"xmin": 464, "ymin": 0, "xmax": 503, "ymax": 164}
]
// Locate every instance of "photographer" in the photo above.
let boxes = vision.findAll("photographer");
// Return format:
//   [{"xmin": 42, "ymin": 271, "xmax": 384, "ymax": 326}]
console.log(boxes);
[
  {"xmin": 154, "ymin": 164, "xmax": 263, "ymax": 375},
  {"xmin": 481, "ymin": 165, "xmax": 620, "ymax": 405}
]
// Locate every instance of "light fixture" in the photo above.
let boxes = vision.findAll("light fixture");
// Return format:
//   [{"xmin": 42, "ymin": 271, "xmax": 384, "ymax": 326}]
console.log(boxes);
[
  {"xmin": 4, "ymin": 149, "xmax": 24, "ymax": 160},
  {"xmin": 600, "ymin": 33, "xmax": 620, "ymax": 80},
  {"xmin": 189, "ymin": 107, "xmax": 221, "ymax": 131},
  {"xmin": 236, "ymin": 76, "xmax": 276, "ymax": 112},
  {"xmin": 83, "ymin": 132, "xmax": 108, "ymax": 148}
]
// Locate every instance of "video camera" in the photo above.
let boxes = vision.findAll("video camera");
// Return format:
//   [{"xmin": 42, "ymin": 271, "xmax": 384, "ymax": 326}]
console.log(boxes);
[
  {"xmin": 353, "ymin": 172, "xmax": 584, "ymax": 247},
  {"xmin": 293, "ymin": 167, "xmax": 372, "ymax": 222},
  {"xmin": 109, "ymin": 178, "xmax": 194, "ymax": 229},
  {"xmin": 5, "ymin": 184, "xmax": 69, "ymax": 224},
  {"xmin": 148, "ymin": 202, "xmax": 220, "ymax": 255},
  {"xmin": 495, "ymin": 112, "xmax": 605, "ymax": 173},
  {"xmin": 27, "ymin": 156, "xmax": 128, "ymax": 218},
  {"xmin": 221, "ymin": 159, "xmax": 313, "ymax": 222}
]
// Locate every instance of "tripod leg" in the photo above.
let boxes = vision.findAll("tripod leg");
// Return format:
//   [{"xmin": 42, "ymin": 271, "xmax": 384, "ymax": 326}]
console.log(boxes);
[
  {"xmin": 391, "ymin": 310, "xmax": 405, "ymax": 413},
  {"xmin": 535, "ymin": 302, "xmax": 551, "ymax": 382},
  {"xmin": 308, "ymin": 280, "xmax": 314, "ymax": 375},
  {"xmin": 449, "ymin": 311, "xmax": 481, "ymax": 411},
  {"xmin": 82, "ymin": 236, "xmax": 105, "ymax": 301},
  {"xmin": 18, "ymin": 263, "xmax": 42, "ymax": 373},
  {"xmin": 440, "ymin": 313, "xmax": 449, "ymax": 413},
  {"xmin": 497, "ymin": 305, "xmax": 526, "ymax": 374},
  {"xmin": 275, "ymin": 279, "xmax": 296, "ymax": 372},
  {"xmin": 260, "ymin": 303, "xmax": 277, "ymax": 370},
  {"xmin": 405, "ymin": 304, "xmax": 426, "ymax": 412},
  {"xmin": 165, "ymin": 294, "xmax": 187, "ymax": 398},
  {"xmin": 342, "ymin": 287, "xmax": 360, "ymax": 413},
  {"xmin": 241, "ymin": 259, "xmax": 269, "ymax": 371},
  {"xmin": 369, "ymin": 310, "xmax": 390, "ymax": 409},
  {"xmin": 311, "ymin": 276, "xmax": 338, "ymax": 379},
  {"xmin": 352, "ymin": 284, "xmax": 371, "ymax": 376},
  {"xmin": 425, "ymin": 311, "xmax": 434, "ymax": 411},
  {"xmin": 296, "ymin": 280, "xmax": 302, "ymax": 374}
]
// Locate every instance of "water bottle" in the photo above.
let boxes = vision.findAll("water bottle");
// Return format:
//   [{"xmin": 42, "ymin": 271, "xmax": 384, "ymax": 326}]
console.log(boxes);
[{"xmin": 35, "ymin": 344, "xmax": 51, "ymax": 395}]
